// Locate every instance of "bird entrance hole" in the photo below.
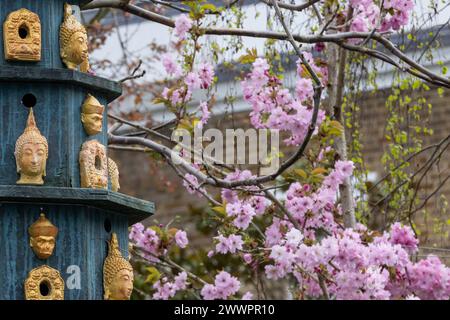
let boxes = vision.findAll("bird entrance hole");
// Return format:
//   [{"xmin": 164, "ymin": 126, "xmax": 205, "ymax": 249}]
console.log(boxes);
[
  {"xmin": 18, "ymin": 24, "xmax": 29, "ymax": 39},
  {"xmin": 39, "ymin": 280, "xmax": 51, "ymax": 297},
  {"xmin": 95, "ymin": 155, "xmax": 102, "ymax": 170},
  {"xmin": 22, "ymin": 93, "xmax": 37, "ymax": 108},
  {"xmin": 104, "ymin": 219, "xmax": 112, "ymax": 233}
]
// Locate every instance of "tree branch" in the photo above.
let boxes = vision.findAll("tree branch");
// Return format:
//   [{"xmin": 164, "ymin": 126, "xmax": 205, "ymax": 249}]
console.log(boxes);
[{"xmin": 82, "ymin": 0, "xmax": 450, "ymax": 88}]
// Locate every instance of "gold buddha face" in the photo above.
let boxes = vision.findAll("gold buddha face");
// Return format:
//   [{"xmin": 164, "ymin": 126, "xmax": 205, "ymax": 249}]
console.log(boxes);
[
  {"xmin": 106, "ymin": 269, "xmax": 134, "ymax": 300},
  {"xmin": 15, "ymin": 109, "xmax": 48, "ymax": 185},
  {"xmin": 18, "ymin": 142, "xmax": 46, "ymax": 182},
  {"xmin": 60, "ymin": 4, "xmax": 89, "ymax": 71},
  {"xmin": 64, "ymin": 31, "xmax": 88, "ymax": 68},
  {"xmin": 103, "ymin": 233, "xmax": 134, "ymax": 300},
  {"xmin": 30, "ymin": 236, "xmax": 56, "ymax": 259}
]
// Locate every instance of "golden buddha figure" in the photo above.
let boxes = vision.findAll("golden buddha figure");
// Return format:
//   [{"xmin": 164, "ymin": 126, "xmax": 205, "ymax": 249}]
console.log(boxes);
[
  {"xmin": 81, "ymin": 94, "xmax": 104, "ymax": 136},
  {"xmin": 103, "ymin": 233, "xmax": 134, "ymax": 300},
  {"xmin": 28, "ymin": 213, "xmax": 58, "ymax": 259},
  {"xmin": 108, "ymin": 157, "xmax": 120, "ymax": 192},
  {"xmin": 15, "ymin": 108, "xmax": 48, "ymax": 185},
  {"xmin": 59, "ymin": 3, "xmax": 89, "ymax": 72}
]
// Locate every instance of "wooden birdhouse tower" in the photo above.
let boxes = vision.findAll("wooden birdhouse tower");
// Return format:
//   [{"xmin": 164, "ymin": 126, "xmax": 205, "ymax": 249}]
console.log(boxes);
[{"xmin": 0, "ymin": 0, "xmax": 154, "ymax": 300}]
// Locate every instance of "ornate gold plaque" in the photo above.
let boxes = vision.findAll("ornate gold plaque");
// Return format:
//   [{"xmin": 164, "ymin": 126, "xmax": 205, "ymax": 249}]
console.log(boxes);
[
  {"xmin": 60, "ymin": 3, "xmax": 89, "ymax": 72},
  {"xmin": 15, "ymin": 108, "xmax": 48, "ymax": 185},
  {"xmin": 3, "ymin": 8, "xmax": 41, "ymax": 61},
  {"xmin": 103, "ymin": 233, "xmax": 134, "ymax": 300},
  {"xmin": 79, "ymin": 140, "xmax": 108, "ymax": 189},
  {"xmin": 24, "ymin": 265, "xmax": 64, "ymax": 300},
  {"xmin": 108, "ymin": 157, "xmax": 120, "ymax": 192},
  {"xmin": 29, "ymin": 213, "xmax": 58, "ymax": 260}
]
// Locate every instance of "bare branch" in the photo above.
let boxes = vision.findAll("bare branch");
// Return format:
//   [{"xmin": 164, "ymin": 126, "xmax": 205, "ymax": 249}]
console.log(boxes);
[{"xmin": 260, "ymin": 0, "xmax": 321, "ymax": 12}]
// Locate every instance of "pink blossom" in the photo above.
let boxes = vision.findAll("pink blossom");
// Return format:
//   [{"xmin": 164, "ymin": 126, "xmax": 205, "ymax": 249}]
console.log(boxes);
[
  {"xmin": 182, "ymin": 173, "xmax": 205, "ymax": 197},
  {"xmin": 161, "ymin": 54, "xmax": 181, "ymax": 76},
  {"xmin": 198, "ymin": 62, "xmax": 215, "ymax": 89},
  {"xmin": 335, "ymin": 160, "xmax": 354, "ymax": 180},
  {"xmin": 201, "ymin": 284, "xmax": 217, "ymax": 300},
  {"xmin": 242, "ymin": 292, "xmax": 253, "ymax": 300},
  {"xmin": 174, "ymin": 14, "xmax": 193, "ymax": 40},
  {"xmin": 243, "ymin": 253, "xmax": 253, "ymax": 264},
  {"xmin": 215, "ymin": 234, "xmax": 243, "ymax": 254},
  {"xmin": 184, "ymin": 72, "xmax": 202, "ymax": 90},
  {"xmin": 197, "ymin": 101, "xmax": 211, "ymax": 129},
  {"xmin": 350, "ymin": 16, "xmax": 369, "ymax": 33},
  {"xmin": 201, "ymin": 272, "xmax": 240, "ymax": 300},
  {"xmin": 175, "ymin": 230, "xmax": 188, "ymax": 248},
  {"xmin": 174, "ymin": 271, "xmax": 188, "ymax": 290},
  {"xmin": 215, "ymin": 234, "xmax": 230, "ymax": 254},
  {"xmin": 295, "ymin": 78, "xmax": 314, "ymax": 102},
  {"xmin": 130, "ymin": 223, "xmax": 144, "ymax": 242}
]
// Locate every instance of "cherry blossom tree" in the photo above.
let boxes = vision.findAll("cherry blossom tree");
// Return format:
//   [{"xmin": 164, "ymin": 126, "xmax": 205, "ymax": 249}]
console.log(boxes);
[{"xmin": 82, "ymin": 0, "xmax": 450, "ymax": 300}]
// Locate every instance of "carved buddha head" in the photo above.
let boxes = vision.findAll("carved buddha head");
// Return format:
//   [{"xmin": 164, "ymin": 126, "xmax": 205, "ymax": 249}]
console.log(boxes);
[
  {"xmin": 108, "ymin": 157, "xmax": 120, "ymax": 192},
  {"xmin": 28, "ymin": 213, "xmax": 58, "ymax": 260},
  {"xmin": 103, "ymin": 233, "xmax": 134, "ymax": 300},
  {"xmin": 79, "ymin": 140, "xmax": 108, "ymax": 189},
  {"xmin": 15, "ymin": 108, "xmax": 48, "ymax": 185},
  {"xmin": 81, "ymin": 94, "xmax": 104, "ymax": 136},
  {"xmin": 60, "ymin": 3, "xmax": 89, "ymax": 72}
]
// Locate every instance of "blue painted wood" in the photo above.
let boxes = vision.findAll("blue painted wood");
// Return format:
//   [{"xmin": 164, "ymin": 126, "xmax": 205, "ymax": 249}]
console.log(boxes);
[
  {"xmin": 0, "ymin": 67, "xmax": 123, "ymax": 102},
  {"xmin": 0, "ymin": 82, "xmax": 108, "ymax": 187},
  {"xmin": 0, "ymin": 186, "xmax": 155, "ymax": 225},
  {"xmin": 0, "ymin": 203, "xmax": 129, "ymax": 300}
]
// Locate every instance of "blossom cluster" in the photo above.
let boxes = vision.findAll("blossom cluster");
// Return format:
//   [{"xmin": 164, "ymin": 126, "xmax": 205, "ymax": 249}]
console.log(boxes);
[
  {"xmin": 200, "ymin": 271, "xmax": 241, "ymax": 300},
  {"xmin": 161, "ymin": 14, "xmax": 215, "ymax": 128},
  {"xmin": 214, "ymin": 234, "xmax": 244, "ymax": 254},
  {"xmin": 174, "ymin": 14, "xmax": 193, "ymax": 40},
  {"xmin": 265, "ymin": 222, "xmax": 450, "ymax": 300},
  {"xmin": 221, "ymin": 170, "xmax": 268, "ymax": 230},
  {"xmin": 153, "ymin": 272, "xmax": 188, "ymax": 300},
  {"xmin": 129, "ymin": 223, "xmax": 189, "ymax": 261},
  {"xmin": 280, "ymin": 160, "xmax": 355, "ymax": 240},
  {"xmin": 182, "ymin": 173, "xmax": 205, "ymax": 198},
  {"xmin": 130, "ymin": 223, "xmax": 161, "ymax": 262},
  {"xmin": 241, "ymin": 58, "xmax": 326, "ymax": 146},
  {"xmin": 349, "ymin": 0, "xmax": 414, "ymax": 35}
]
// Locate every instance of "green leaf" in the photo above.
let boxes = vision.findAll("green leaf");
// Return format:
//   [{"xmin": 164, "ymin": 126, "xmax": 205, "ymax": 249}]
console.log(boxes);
[
  {"xmin": 311, "ymin": 167, "xmax": 327, "ymax": 175},
  {"xmin": 238, "ymin": 48, "xmax": 258, "ymax": 64},
  {"xmin": 328, "ymin": 120, "xmax": 344, "ymax": 136},
  {"xmin": 201, "ymin": 3, "xmax": 219, "ymax": 12},
  {"xmin": 212, "ymin": 206, "xmax": 226, "ymax": 216},
  {"xmin": 294, "ymin": 169, "xmax": 307, "ymax": 179},
  {"xmin": 152, "ymin": 97, "xmax": 165, "ymax": 105},
  {"xmin": 144, "ymin": 267, "xmax": 161, "ymax": 284},
  {"xmin": 411, "ymin": 80, "xmax": 421, "ymax": 90}
]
